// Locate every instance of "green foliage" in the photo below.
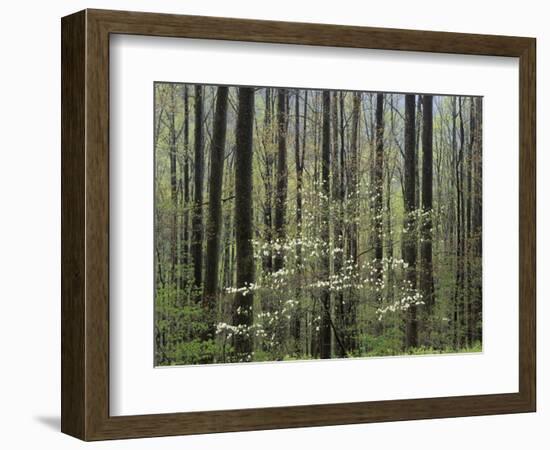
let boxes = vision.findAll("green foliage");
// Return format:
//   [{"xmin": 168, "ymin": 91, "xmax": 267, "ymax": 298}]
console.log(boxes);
[
  {"xmin": 363, "ymin": 328, "xmax": 404, "ymax": 357},
  {"xmin": 156, "ymin": 286, "xmax": 226, "ymax": 365},
  {"xmin": 168, "ymin": 339, "xmax": 219, "ymax": 366},
  {"xmin": 406, "ymin": 341, "xmax": 482, "ymax": 356}
]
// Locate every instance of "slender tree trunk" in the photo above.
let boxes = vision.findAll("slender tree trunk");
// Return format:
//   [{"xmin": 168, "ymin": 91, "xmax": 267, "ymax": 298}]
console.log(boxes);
[
  {"xmin": 222, "ymin": 155, "xmax": 234, "ymax": 290},
  {"xmin": 295, "ymin": 90, "xmax": 306, "ymax": 261},
  {"xmin": 274, "ymin": 89, "xmax": 288, "ymax": 272},
  {"xmin": 451, "ymin": 97, "xmax": 458, "ymax": 347},
  {"xmin": 332, "ymin": 92, "xmax": 345, "ymax": 357},
  {"xmin": 459, "ymin": 98, "xmax": 466, "ymax": 347},
  {"xmin": 156, "ymin": 215, "xmax": 165, "ymax": 289},
  {"xmin": 233, "ymin": 87, "xmax": 255, "ymax": 360},
  {"xmin": 420, "ymin": 95, "xmax": 435, "ymax": 326},
  {"xmin": 338, "ymin": 93, "xmax": 356, "ymax": 352},
  {"xmin": 179, "ymin": 85, "xmax": 190, "ymax": 295},
  {"xmin": 293, "ymin": 90, "xmax": 303, "ymax": 351},
  {"xmin": 191, "ymin": 85, "xmax": 204, "ymax": 293},
  {"xmin": 386, "ymin": 95, "xmax": 396, "ymax": 305},
  {"xmin": 262, "ymin": 88, "xmax": 274, "ymax": 273},
  {"xmin": 302, "ymin": 91, "xmax": 310, "ymax": 356},
  {"xmin": 404, "ymin": 94, "xmax": 418, "ymax": 349},
  {"xmin": 349, "ymin": 93, "xmax": 361, "ymax": 263},
  {"xmin": 339, "ymin": 93, "xmax": 346, "ymax": 207},
  {"xmin": 203, "ymin": 87, "xmax": 229, "ymax": 339},
  {"xmin": 453, "ymin": 97, "xmax": 465, "ymax": 348},
  {"xmin": 465, "ymin": 98, "xmax": 474, "ymax": 345},
  {"xmin": 168, "ymin": 86, "xmax": 178, "ymax": 285},
  {"xmin": 374, "ymin": 93, "xmax": 385, "ymax": 304},
  {"xmin": 415, "ymin": 96, "xmax": 422, "ymax": 216},
  {"xmin": 320, "ymin": 90, "xmax": 332, "ymax": 359},
  {"xmin": 473, "ymin": 97, "xmax": 483, "ymax": 343},
  {"xmin": 345, "ymin": 93, "xmax": 361, "ymax": 352}
]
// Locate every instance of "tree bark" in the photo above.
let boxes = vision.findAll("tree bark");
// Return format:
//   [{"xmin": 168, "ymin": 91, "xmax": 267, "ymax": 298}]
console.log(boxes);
[
  {"xmin": 415, "ymin": 96, "xmax": 422, "ymax": 213},
  {"xmin": 320, "ymin": 90, "xmax": 332, "ymax": 359},
  {"xmin": 349, "ymin": 93, "xmax": 361, "ymax": 263},
  {"xmin": 403, "ymin": 94, "xmax": 418, "ymax": 349},
  {"xmin": 345, "ymin": 92, "xmax": 361, "ymax": 353},
  {"xmin": 293, "ymin": 89, "xmax": 303, "ymax": 351},
  {"xmin": 472, "ymin": 97, "xmax": 483, "ymax": 343},
  {"xmin": 420, "ymin": 95, "xmax": 435, "ymax": 318},
  {"xmin": 465, "ymin": 98, "xmax": 474, "ymax": 345},
  {"xmin": 386, "ymin": 94, "xmax": 396, "ymax": 305},
  {"xmin": 179, "ymin": 85, "xmax": 190, "ymax": 295},
  {"xmin": 332, "ymin": 92, "xmax": 346, "ymax": 357},
  {"xmin": 274, "ymin": 89, "xmax": 288, "ymax": 272},
  {"xmin": 168, "ymin": 85, "xmax": 178, "ymax": 285},
  {"xmin": 233, "ymin": 87, "xmax": 256, "ymax": 360},
  {"xmin": 191, "ymin": 85, "xmax": 204, "ymax": 293},
  {"xmin": 374, "ymin": 93, "xmax": 385, "ymax": 303},
  {"xmin": 262, "ymin": 88, "xmax": 274, "ymax": 273},
  {"xmin": 453, "ymin": 97, "xmax": 466, "ymax": 348},
  {"xmin": 203, "ymin": 86, "xmax": 229, "ymax": 338}
]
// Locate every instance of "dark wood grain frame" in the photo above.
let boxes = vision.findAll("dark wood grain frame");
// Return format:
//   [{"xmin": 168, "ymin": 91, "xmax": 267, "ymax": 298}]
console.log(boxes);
[{"xmin": 61, "ymin": 8, "xmax": 536, "ymax": 441}]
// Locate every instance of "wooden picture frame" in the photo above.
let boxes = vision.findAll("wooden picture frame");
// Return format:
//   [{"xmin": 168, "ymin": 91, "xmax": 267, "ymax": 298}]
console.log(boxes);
[{"xmin": 61, "ymin": 8, "xmax": 536, "ymax": 441}]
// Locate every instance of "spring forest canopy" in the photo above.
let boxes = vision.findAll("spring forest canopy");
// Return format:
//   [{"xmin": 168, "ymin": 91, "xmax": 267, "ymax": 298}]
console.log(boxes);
[{"xmin": 154, "ymin": 83, "xmax": 482, "ymax": 366}]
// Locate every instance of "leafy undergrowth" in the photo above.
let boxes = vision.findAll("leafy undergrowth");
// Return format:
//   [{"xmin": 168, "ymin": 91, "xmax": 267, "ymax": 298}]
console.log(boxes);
[{"xmin": 264, "ymin": 341, "xmax": 483, "ymax": 363}]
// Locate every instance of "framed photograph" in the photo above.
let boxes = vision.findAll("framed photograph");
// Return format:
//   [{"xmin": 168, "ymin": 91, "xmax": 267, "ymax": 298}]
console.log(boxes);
[{"xmin": 61, "ymin": 9, "xmax": 536, "ymax": 440}]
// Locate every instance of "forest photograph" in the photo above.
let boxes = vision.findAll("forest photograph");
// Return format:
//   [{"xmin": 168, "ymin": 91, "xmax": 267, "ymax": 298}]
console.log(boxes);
[{"xmin": 154, "ymin": 82, "xmax": 483, "ymax": 366}]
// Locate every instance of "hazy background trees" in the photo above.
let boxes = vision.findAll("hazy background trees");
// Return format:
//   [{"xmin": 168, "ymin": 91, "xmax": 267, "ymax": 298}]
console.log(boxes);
[{"xmin": 154, "ymin": 82, "xmax": 483, "ymax": 366}]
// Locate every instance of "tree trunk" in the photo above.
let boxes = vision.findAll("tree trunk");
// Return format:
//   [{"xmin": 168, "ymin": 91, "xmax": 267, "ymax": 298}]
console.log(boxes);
[
  {"xmin": 203, "ymin": 86, "xmax": 229, "ymax": 339},
  {"xmin": 415, "ymin": 96, "xmax": 422, "ymax": 215},
  {"xmin": 403, "ymin": 94, "xmax": 418, "ymax": 349},
  {"xmin": 349, "ymin": 93, "xmax": 361, "ymax": 263},
  {"xmin": 191, "ymin": 85, "xmax": 204, "ymax": 293},
  {"xmin": 453, "ymin": 97, "xmax": 466, "ymax": 348},
  {"xmin": 473, "ymin": 97, "xmax": 483, "ymax": 343},
  {"xmin": 274, "ymin": 89, "xmax": 288, "ymax": 272},
  {"xmin": 465, "ymin": 98, "xmax": 474, "ymax": 345},
  {"xmin": 262, "ymin": 88, "xmax": 274, "ymax": 273},
  {"xmin": 386, "ymin": 94, "xmax": 396, "ymax": 305},
  {"xmin": 168, "ymin": 86, "xmax": 178, "ymax": 285},
  {"xmin": 179, "ymin": 85, "xmax": 190, "ymax": 295},
  {"xmin": 320, "ymin": 90, "xmax": 332, "ymax": 359},
  {"xmin": 293, "ymin": 89, "xmax": 303, "ymax": 351},
  {"xmin": 374, "ymin": 93, "xmax": 385, "ymax": 304},
  {"xmin": 233, "ymin": 87, "xmax": 256, "ymax": 360},
  {"xmin": 332, "ymin": 92, "xmax": 345, "ymax": 357},
  {"xmin": 420, "ymin": 95, "xmax": 435, "ymax": 322},
  {"xmin": 451, "ymin": 97, "xmax": 459, "ymax": 348},
  {"xmin": 345, "ymin": 92, "xmax": 361, "ymax": 353}
]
